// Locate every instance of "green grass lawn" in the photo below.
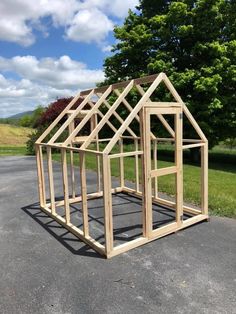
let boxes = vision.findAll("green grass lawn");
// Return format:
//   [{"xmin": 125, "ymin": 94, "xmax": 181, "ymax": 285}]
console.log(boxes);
[
  {"xmin": 52, "ymin": 151, "xmax": 236, "ymax": 219},
  {"xmin": 0, "ymin": 145, "xmax": 28, "ymax": 156},
  {"xmin": 0, "ymin": 134, "xmax": 235, "ymax": 218}
]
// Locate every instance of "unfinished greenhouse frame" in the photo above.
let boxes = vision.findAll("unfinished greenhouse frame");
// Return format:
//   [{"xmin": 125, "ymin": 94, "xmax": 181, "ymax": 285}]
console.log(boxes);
[{"xmin": 35, "ymin": 72, "xmax": 208, "ymax": 258}]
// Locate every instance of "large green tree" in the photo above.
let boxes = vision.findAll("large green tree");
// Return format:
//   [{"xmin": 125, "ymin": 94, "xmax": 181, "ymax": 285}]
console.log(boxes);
[{"xmin": 103, "ymin": 0, "xmax": 236, "ymax": 147}]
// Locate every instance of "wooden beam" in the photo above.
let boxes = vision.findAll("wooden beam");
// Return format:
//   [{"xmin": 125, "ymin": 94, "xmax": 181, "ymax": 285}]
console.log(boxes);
[
  {"xmin": 79, "ymin": 152, "xmax": 89, "ymax": 237},
  {"xmin": 136, "ymin": 84, "xmax": 175, "ymax": 138},
  {"xmin": 35, "ymin": 144, "xmax": 46, "ymax": 207},
  {"xmin": 144, "ymin": 102, "xmax": 181, "ymax": 107},
  {"xmin": 201, "ymin": 142, "xmax": 208, "ymax": 215},
  {"xmin": 80, "ymin": 73, "xmax": 159, "ymax": 96},
  {"xmin": 46, "ymin": 147, "xmax": 56, "ymax": 214},
  {"xmin": 175, "ymin": 110, "xmax": 183, "ymax": 227},
  {"xmin": 48, "ymin": 90, "xmax": 94, "ymax": 144},
  {"xmin": 63, "ymin": 86, "xmax": 112, "ymax": 146},
  {"xmin": 81, "ymin": 80, "xmax": 134, "ymax": 150},
  {"xmin": 36, "ymin": 92, "xmax": 83, "ymax": 144},
  {"xmin": 102, "ymin": 155, "xmax": 113, "ymax": 255},
  {"xmin": 183, "ymin": 143, "xmax": 204, "ymax": 149},
  {"xmin": 104, "ymin": 73, "xmax": 164, "ymax": 154},
  {"xmin": 150, "ymin": 166, "xmax": 177, "ymax": 177},
  {"xmin": 61, "ymin": 148, "xmax": 70, "ymax": 224}
]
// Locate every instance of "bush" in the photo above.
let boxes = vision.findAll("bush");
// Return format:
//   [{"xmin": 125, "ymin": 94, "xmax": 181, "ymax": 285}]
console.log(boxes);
[{"xmin": 27, "ymin": 97, "xmax": 85, "ymax": 155}]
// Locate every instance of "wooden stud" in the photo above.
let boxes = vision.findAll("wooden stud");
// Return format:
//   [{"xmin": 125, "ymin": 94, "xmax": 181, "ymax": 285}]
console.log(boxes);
[
  {"xmin": 102, "ymin": 155, "xmax": 113, "ymax": 255},
  {"xmin": 68, "ymin": 120, "xmax": 76, "ymax": 199},
  {"xmin": 46, "ymin": 147, "xmax": 56, "ymax": 214},
  {"xmin": 61, "ymin": 148, "xmax": 70, "ymax": 224},
  {"xmin": 35, "ymin": 144, "xmax": 46, "ymax": 207},
  {"xmin": 175, "ymin": 110, "xmax": 183, "ymax": 227},
  {"xmin": 135, "ymin": 138, "xmax": 139, "ymax": 192},
  {"xmin": 153, "ymin": 140, "xmax": 158, "ymax": 198},
  {"xmin": 119, "ymin": 138, "xmax": 124, "ymax": 188},
  {"xmin": 79, "ymin": 152, "xmax": 89, "ymax": 237},
  {"xmin": 201, "ymin": 142, "xmax": 208, "ymax": 216},
  {"xmin": 35, "ymin": 72, "xmax": 208, "ymax": 258}
]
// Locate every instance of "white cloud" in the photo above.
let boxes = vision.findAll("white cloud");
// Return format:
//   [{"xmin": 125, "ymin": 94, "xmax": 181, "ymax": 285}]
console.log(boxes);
[
  {"xmin": 0, "ymin": 0, "xmax": 79, "ymax": 46},
  {"xmin": 66, "ymin": 8, "xmax": 113, "ymax": 43},
  {"xmin": 101, "ymin": 45, "xmax": 113, "ymax": 53},
  {"xmin": 0, "ymin": 0, "xmax": 138, "ymax": 46},
  {"xmin": 0, "ymin": 55, "xmax": 104, "ymax": 117}
]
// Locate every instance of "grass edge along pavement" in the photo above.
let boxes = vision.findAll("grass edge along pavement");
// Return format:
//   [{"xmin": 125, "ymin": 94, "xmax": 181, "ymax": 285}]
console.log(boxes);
[
  {"xmin": 51, "ymin": 152, "xmax": 236, "ymax": 219},
  {"xmin": 0, "ymin": 138, "xmax": 235, "ymax": 218}
]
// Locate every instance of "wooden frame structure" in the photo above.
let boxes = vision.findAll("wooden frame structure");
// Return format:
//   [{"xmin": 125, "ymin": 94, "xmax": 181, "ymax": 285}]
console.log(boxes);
[{"xmin": 35, "ymin": 72, "xmax": 208, "ymax": 258}]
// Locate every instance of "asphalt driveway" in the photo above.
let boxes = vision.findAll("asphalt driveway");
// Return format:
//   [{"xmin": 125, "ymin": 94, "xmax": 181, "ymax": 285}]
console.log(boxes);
[{"xmin": 0, "ymin": 156, "xmax": 235, "ymax": 314}]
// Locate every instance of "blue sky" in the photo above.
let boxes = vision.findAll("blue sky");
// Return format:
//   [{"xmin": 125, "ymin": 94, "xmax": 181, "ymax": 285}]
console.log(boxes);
[{"xmin": 0, "ymin": 0, "xmax": 138, "ymax": 117}]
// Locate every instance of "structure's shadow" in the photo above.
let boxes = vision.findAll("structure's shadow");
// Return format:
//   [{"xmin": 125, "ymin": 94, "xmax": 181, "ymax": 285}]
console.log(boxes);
[
  {"xmin": 21, "ymin": 202, "xmax": 103, "ymax": 259},
  {"xmin": 22, "ymin": 193, "xmax": 191, "ymax": 258}
]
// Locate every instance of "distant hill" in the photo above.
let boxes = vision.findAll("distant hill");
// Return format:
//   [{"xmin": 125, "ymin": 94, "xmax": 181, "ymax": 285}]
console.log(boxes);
[{"xmin": 7, "ymin": 110, "xmax": 34, "ymax": 119}]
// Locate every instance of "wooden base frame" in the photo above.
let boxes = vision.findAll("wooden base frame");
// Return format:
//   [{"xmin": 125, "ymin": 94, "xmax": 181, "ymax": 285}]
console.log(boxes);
[{"xmin": 35, "ymin": 73, "xmax": 209, "ymax": 259}]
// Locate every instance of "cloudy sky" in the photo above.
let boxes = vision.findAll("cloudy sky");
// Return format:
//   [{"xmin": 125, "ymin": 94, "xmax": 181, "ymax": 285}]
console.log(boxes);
[{"xmin": 0, "ymin": 0, "xmax": 138, "ymax": 117}]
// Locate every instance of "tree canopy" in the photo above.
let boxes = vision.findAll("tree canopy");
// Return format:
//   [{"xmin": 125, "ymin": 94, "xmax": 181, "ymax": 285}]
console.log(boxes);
[{"xmin": 103, "ymin": 0, "xmax": 236, "ymax": 147}]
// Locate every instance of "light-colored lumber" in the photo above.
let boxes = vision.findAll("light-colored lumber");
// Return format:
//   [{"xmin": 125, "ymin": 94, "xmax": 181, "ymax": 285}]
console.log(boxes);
[
  {"xmin": 36, "ymin": 92, "xmax": 83, "ymax": 144},
  {"xmin": 175, "ymin": 110, "xmax": 183, "ymax": 227},
  {"xmin": 80, "ymin": 73, "xmax": 159, "ymax": 96},
  {"xmin": 41, "ymin": 205, "xmax": 105, "ymax": 256},
  {"xmin": 139, "ymin": 109, "xmax": 147, "ymax": 237},
  {"xmin": 150, "ymin": 166, "xmax": 177, "ymax": 177},
  {"xmin": 201, "ymin": 143, "xmax": 208, "ymax": 215},
  {"xmin": 102, "ymin": 155, "xmax": 113, "ymax": 255},
  {"xmin": 122, "ymin": 186, "xmax": 202, "ymax": 216},
  {"xmin": 35, "ymin": 72, "xmax": 208, "ymax": 258},
  {"xmin": 68, "ymin": 120, "xmax": 76, "ymax": 199},
  {"xmin": 61, "ymin": 148, "xmax": 70, "ymax": 224},
  {"xmin": 182, "ymin": 143, "xmax": 204, "ymax": 149},
  {"xmin": 98, "ymin": 97, "xmax": 138, "ymax": 138},
  {"xmin": 46, "ymin": 147, "xmax": 56, "ymax": 214},
  {"xmin": 109, "ymin": 150, "xmax": 143, "ymax": 159},
  {"xmin": 153, "ymin": 140, "xmax": 158, "ymax": 198},
  {"xmin": 79, "ymin": 152, "xmax": 89, "ymax": 237},
  {"xmin": 81, "ymin": 80, "xmax": 134, "ymax": 150},
  {"xmin": 104, "ymin": 73, "xmax": 164, "ymax": 154},
  {"xmin": 183, "ymin": 104, "xmax": 207, "ymax": 142},
  {"xmin": 135, "ymin": 138, "xmax": 139, "ymax": 192},
  {"xmin": 142, "ymin": 108, "xmax": 152, "ymax": 237},
  {"xmin": 136, "ymin": 84, "xmax": 175, "ymax": 138},
  {"xmin": 119, "ymin": 138, "xmax": 124, "ymax": 188},
  {"xmin": 35, "ymin": 144, "xmax": 46, "ymax": 207},
  {"xmin": 49, "ymin": 90, "xmax": 94, "ymax": 144},
  {"xmin": 94, "ymin": 114, "xmax": 101, "ymax": 192},
  {"xmin": 144, "ymin": 102, "xmax": 181, "ymax": 107},
  {"xmin": 63, "ymin": 86, "xmax": 112, "ymax": 146}
]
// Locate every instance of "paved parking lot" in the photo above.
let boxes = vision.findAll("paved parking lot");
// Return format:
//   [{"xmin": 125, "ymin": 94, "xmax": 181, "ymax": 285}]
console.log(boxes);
[{"xmin": 0, "ymin": 156, "xmax": 235, "ymax": 314}]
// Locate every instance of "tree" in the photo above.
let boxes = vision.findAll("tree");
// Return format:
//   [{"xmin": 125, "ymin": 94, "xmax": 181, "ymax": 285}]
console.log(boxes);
[
  {"xmin": 103, "ymin": 0, "xmax": 236, "ymax": 148},
  {"xmin": 19, "ymin": 115, "xmax": 32, "ymax": 127},
  {"xmin": 27, "ymin": 97, "xmax": 86, "ymax": 154}
]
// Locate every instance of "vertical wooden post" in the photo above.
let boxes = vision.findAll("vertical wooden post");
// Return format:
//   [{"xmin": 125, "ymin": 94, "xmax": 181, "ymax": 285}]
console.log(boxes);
[
  {"xmin": 61, "ymin": 148, "xmax": 70, "ymax": 224},
  {"xmin": 175, "ymin": 110, "xmax": 183, "ymax": 226},
  {"xmin": 153, "ymin": 139, "xmax": 158, "ymax": 198},
  {"xmin": 94, "ymin": 114, "xmax": 101, "ymax": 192},
  {"xmin": 201, "ymin": 142, "xmax": 208, "ymax": 215},
  {"xmin": 140, "ymin": 109, "xmax": 152, "ymax": 238},
  {"xmin": 135, "ymin": 138, "xmax": 139, "ymax": 192},
  {"xmin": 69, "ymin": 121, "xmax": 76, "ymax": 199},
  {"xmin": 46, "ymin": 147, "xmax": 55, "ymax": 214},
  {"xmin": 79, "ymin": 152, "xmax": 89, "ymax": 237},
  {"xmin": 103, "ymin": 155, "xmax": 113, "ymax": 255},
  {"xmin": 119, "ymin": 138, "xmax": 124, "ymax": 188},
  {"xmin": 36, "ymin": 144, "xmax": 46, "ymax": 207}
]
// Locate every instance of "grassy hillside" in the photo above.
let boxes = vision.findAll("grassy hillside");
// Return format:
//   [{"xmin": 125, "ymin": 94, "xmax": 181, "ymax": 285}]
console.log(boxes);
[{"xmin": 0, "ymin": 124, "xmax": 33, "ymax": 146}]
